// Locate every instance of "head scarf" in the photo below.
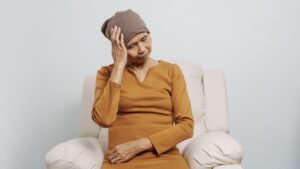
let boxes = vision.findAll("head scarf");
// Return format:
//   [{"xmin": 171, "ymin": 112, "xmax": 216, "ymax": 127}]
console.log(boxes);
[{"xmin": 101, "ymin": 9, "xmax": 150, "ymax": 45}]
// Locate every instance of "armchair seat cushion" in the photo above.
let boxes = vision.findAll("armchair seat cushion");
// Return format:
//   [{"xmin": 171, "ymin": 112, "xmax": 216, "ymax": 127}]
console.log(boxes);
[
  {"xmin": 45, "ymin": 137, "xmax": 104, "ymax": 169},
  {"xmin": 183, "ymin": 131, "xmax": 243, "ymax": 169}
]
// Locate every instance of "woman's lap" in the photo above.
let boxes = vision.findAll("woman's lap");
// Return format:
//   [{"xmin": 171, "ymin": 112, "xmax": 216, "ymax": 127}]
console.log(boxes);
[{"xmin": 101, "ymin": 148, "xmax": 189, "ymax": 169}]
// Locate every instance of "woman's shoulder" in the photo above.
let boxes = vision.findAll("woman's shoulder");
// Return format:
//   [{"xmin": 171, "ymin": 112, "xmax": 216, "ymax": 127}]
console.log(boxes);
[
  {"xmin": 159, "ymin": 60, "xmax": 182, "ymax": 73},
  {"xmin": 97, "ymin": 63, "xmax": 114, "ymax": 79}
]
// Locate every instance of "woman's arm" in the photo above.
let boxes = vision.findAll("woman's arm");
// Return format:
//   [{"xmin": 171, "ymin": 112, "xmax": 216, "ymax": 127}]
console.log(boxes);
[
  {"xmin": 147, "ymin": 64, "xmax": 194, "ymax": 156},
  {"xmin": 91, "ymin": 26, "xmax": 127, "ymax": 127},
  {"xmin": 91, "ymin": 65, "xmax": 125, "ymax": 127}
]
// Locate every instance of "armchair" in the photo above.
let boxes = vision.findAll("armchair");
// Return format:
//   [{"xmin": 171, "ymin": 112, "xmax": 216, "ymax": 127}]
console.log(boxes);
[{"xmin": 45, "ymin": 60, "xmax": 244, "ymax": 169}]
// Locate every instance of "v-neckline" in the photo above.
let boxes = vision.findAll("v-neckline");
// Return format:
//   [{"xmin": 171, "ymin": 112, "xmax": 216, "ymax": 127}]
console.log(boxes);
[{"xmin": 127, "ymin": 60, "xmax": 162, "ymax": 84}]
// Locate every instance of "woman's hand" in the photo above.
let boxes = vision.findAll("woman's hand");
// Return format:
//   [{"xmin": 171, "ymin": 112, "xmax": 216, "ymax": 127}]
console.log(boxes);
[
  {"xmin": 107, "ymin": 138, "xmax": 153, "ymax": 164},
  {"xmin": 110, "ymin": 25, "xmax": 127, "ymax": 68}
]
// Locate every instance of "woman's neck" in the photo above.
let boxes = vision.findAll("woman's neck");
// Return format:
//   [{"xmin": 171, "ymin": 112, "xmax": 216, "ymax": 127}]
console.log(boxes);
[{"xmin": 127, "ymin": 58, "xmax": 157, "ymax": 71}]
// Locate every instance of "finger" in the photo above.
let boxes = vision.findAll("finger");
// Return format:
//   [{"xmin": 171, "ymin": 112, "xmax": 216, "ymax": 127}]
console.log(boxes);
[
  {"xmin": 115, "ymin": 158, "xmax": 125, "ymax": 164},
  {"xmin": 107, "ymin": 150, "xmax": 118, "ymax": 160},
  {"xmin": 115, "ymin": 155, "xmax": 131, "ymax": 164},
  {"xmin": 110, "ymin": 26, "xmax": 114, "ymax": 41},
  {"xmin": 108, "ymin": 151, "xmax": 119, "ymax": 160},
  {"xmin": 110, "ymin": 153, "xmax": 124, "ymax": 164},
  {"xmin": 114, "ymin": 27, "xmax": 121, "ymax": 46},
  {"xmin": 106, "ymin": 148, "xmax": 114, "ymax": 157},
  {"xmin": 110, "ymin": 27, "xmax": 117, "ymax": 58},
  {"xmin": 120, "ymin": 33, "xmax": 126, "ymax": 49},
  {"xmin": 114, "ymin": 154, "xmax": 128, "ymax": 164},
  {"xmin": 112, "ymin": 26, "xmax": 118, "ymax": 43},
  {"xmin": 108, "ymin": 154, "xmax": 118, "ymax": 161},
  {"xmin": 107, "ymin": 149, "xmax": 114, "ymax": 156},
  {"xmin": 110, "ymin": 25, "xmax": 117, "ymax": 43},
  {"xmin": 111, "ymin": 156, "xmax": 121, "ymax": 164}
]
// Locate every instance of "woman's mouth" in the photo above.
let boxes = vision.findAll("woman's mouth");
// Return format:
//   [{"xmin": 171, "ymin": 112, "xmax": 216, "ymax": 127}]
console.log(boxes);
[{"xmin": 138, "ymin": 53, "xmax": 148, "ymax": 59}]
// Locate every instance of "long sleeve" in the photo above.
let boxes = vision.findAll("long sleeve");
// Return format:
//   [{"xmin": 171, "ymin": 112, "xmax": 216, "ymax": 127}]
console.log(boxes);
[
  {"xmin": 91, "ymin": 65, "xmax": 121, "ymax": 127},
  {"xmin": 147, "ymin": 64, "xmax": 194, "ymax": 156}
]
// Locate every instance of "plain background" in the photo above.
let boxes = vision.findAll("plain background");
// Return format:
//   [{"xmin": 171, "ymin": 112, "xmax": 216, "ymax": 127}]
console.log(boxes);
[{"xmin": 1, "ymin": 0, "xmax": 299, "ymax": 169}]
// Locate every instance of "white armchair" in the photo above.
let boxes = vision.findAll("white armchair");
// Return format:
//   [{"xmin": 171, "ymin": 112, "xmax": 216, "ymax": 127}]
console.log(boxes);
[{"xmin": 45, "ymin": 60, "xmax": 244, "ymax": 169}]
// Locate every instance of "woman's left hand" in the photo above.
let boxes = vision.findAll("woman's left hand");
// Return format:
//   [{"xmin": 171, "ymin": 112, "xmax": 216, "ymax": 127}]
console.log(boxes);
[{"xmin": 107, "ymin": 137, "xmax": 153, "ymax": 164}]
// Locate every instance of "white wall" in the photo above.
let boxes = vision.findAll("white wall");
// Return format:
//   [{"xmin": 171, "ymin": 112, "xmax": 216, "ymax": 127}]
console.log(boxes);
[{"xmin": 1, "ymin": 0, "xmax": 299, "ymax": 169}]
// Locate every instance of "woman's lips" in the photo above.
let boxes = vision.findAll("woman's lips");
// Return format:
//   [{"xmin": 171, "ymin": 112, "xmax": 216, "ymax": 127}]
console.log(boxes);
[{"xmin": 138, "ymin": 53, "xmax": 148, "ymax": 59}]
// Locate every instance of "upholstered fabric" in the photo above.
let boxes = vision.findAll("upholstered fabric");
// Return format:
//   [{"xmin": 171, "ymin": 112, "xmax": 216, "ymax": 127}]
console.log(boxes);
[
  {"xmin": 45, "ymin": 137, "xmax": 104, "ymax": 169},
  {"xmin": 203, "ymin": 71, "xmax": 230, "ymax": 133},
  {"xmin": 214, "ymin": 164, "xmax": 243, "ymax": 169},
  {"xmin": 80, "ymin": 75, "xmax": 99, "ymax": 138},
  {"xmin": 183, "ymin": 131, "xmax": 243, "ymax": 169}
]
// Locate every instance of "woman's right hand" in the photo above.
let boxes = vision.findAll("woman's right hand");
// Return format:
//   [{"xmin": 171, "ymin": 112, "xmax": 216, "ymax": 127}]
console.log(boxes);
[{"xmin": 110, "ymin": 25, "xmax": 127, "ymax": 68}]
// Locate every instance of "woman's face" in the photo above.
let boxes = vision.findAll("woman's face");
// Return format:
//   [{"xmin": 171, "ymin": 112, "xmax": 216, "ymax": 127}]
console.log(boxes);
[{"xmin": 126, "ymin": 32, "xmax": 152, "ymax": 66}]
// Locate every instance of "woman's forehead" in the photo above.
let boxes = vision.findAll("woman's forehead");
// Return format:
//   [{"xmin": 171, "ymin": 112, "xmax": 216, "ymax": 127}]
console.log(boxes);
[{"xmin": 127, "ymin": 32, "xmax": 149, "ymax": 46}]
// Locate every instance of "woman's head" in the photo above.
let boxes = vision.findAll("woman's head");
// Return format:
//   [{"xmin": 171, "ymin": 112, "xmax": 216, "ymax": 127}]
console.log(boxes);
[
  {"xmin": 101, "ymin": 9, "xmax": 152, "ymax": 66},
  {"xmin": 101, "ymin": 9, "xmax": 150, "ymax": 47},
  {"xmin": 126, "ymin": 32, "xmax": 152, "ymax": 65}
]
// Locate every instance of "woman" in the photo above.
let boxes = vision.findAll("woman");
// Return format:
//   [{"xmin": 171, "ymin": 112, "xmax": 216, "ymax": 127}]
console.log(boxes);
[{"xmin": 92, "ymin": 9, "xmax": 194, "ymax": 169}]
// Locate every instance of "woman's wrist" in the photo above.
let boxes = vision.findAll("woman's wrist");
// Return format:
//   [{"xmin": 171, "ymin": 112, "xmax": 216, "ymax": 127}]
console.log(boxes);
[
  {"xmin": 110, "ymin": 63, "xmax": 126, "ymax": 85},
  {"xmin": 114, "ymin": 62, "xmax": 126, "ymax": 69},
  {"xmin": 135, "ymin": 138, "xmax": 153, "ymax": 153}
]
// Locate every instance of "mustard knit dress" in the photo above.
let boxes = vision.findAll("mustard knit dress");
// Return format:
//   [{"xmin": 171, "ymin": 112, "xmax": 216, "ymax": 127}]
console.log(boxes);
[{"xmin": 92, "ymin": 60, "xmax": 194, "ymax": 169}]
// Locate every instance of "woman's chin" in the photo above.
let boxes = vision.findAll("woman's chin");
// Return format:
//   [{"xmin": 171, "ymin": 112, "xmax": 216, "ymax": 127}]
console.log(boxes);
[
  {"xmin": 137, "ymin": 55, "xmax": 149, "ymax": 63},
  {"xmin": 128, "ymin": 53, "xmax": 151, "ymax": 66}
]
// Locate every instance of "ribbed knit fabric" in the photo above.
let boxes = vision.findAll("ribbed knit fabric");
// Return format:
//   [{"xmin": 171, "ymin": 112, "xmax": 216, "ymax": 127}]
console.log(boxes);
[
  {"xmin": 101, "ymin": 9, "xmax": 150, "ymax": 45},
  {"xmin": 92, "ymin": 60, "xmax": 194, "ymax": 169}
]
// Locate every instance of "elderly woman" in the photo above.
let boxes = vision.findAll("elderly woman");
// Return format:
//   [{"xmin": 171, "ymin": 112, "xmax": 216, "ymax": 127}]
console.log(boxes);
[{"xmin": 92, "ymin": 9, "xmax": 194, "ymax": 169}]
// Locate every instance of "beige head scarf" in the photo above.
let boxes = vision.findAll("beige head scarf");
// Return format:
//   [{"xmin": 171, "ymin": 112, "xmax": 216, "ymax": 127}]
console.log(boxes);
[{"xmin": 101, "ymin": 9, "xmax": 150, "ymax": 45}]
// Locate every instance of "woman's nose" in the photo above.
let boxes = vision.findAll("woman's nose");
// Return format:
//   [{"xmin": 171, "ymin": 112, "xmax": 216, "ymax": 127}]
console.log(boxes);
[{"xmin": 137, "ymin": 44, "xmax": 146, "ymax": 54}]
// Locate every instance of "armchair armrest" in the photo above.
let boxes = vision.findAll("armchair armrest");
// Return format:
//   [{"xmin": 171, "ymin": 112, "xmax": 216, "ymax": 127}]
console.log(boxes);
[
  {"xmin": 203, "ymin": 70, "xmax": 230, "ymax": 133},
  {"xmin": 45, "ymin": 137, "xmax": 104, "ymax": 169},
  {"xmin": 182, "ymin": 131, "xmax": 243, "ymax": 169},
  {"xmin": 80, "ymin": 74, "xmax": 100, "ymax": 137}
]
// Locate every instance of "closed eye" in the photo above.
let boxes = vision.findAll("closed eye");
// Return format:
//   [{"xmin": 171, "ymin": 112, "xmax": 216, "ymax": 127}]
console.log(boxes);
[
  {"xmin": 127, "ymin": 35, "xmax": 148, "ymax": 49},
  {"xmin": 127, "ymin": 45, "xmax": 134, "ymax": 49},
  {"xmin": 141, "ymin": 37, "xmax": 147, "ymax": 41}
]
